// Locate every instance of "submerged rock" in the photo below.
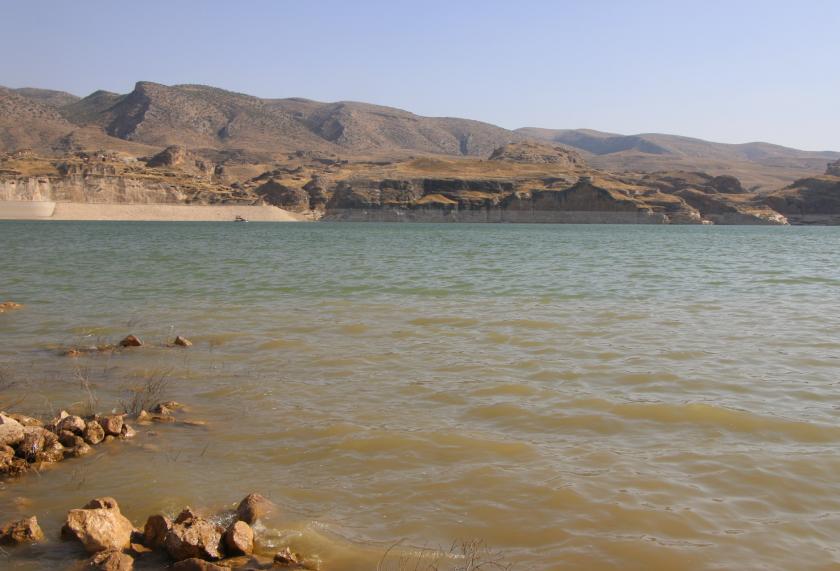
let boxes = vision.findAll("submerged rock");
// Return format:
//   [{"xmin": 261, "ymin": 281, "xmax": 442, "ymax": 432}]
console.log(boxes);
[
  {"xmin": 119, "ymin": 335, "xmax": 143, "ymax": 348},
  {"xmin": 171, "ymin": 558, "xmax": 228, "ymax": 571},
  {"xmin": 235, "ymin": 493, "xmax": 274, "ymax": 525},
  {"xmin": 0, "ymin": 301, "xmax": 23, "ymax": 313},
  {"xmin": 62, "ymin": 497, "xmax": 135, "ymax": 554},
  {"xmin": 274, "ymin": 547, "xmax": 305, "ymax": 567},
  {"xmin": 173, "ymin": 336, "xmax": 193, "ymax": 347},
  {"xmin": 0, "ymin": 516, "xmax": 44, "ymax": 545}
]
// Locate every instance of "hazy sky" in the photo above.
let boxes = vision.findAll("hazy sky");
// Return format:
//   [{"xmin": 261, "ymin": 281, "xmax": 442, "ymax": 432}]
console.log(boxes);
[{"xmin": 2, "ymin": 0, "xmax": 838, "ymax": 150}]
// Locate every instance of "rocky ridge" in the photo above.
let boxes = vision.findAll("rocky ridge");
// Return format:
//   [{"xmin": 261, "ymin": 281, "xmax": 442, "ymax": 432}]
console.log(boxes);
[{"xmin": 3, "ymin": 81, "xmax": 839, "ymax": 191}]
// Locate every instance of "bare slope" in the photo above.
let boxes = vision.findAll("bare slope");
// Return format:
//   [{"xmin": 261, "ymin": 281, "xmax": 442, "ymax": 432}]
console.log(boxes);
[
  {"xmin": 58, "ymin": 82, "xmax": 525, "ymax": 158},
  {"xmin": 518, "ymin": 128, "xmax": 840, "ymax": 190}
]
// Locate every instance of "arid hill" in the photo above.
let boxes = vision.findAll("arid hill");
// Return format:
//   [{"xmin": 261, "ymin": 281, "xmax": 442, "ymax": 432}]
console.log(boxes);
[
  {"xmin": 43, "ymin": 82, "xmax": 525, "ymax": 159},
  {"xmin": 3, "ymin": 81, "xmax": 837, "ymax": 191},
  {"xmin": 518, "ymin": 128, "xmax": 840, "ymax": 191}
]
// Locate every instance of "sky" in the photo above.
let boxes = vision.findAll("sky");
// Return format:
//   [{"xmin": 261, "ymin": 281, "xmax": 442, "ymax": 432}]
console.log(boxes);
[{"xmin": 2, "ymin": 0, "xmax": 838, "ymax": 150}]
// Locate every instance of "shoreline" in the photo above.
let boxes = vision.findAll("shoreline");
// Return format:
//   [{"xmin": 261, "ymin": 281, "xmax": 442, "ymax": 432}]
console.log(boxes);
[{"xmin": 0, "ymin": 200, "xmax": 309, "ymax": 222}]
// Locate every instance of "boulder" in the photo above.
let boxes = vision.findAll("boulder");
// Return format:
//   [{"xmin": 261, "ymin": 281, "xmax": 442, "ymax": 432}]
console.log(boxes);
[
  {"xmin": 85, "ymin": 497, "xmax": 121, "ymax": 510},
  {"xmin": 120, "ymin": 423, "xmax": 137, "ymax": 439},
  {"xmin": 36, "ymin": 431, "xmax": 65, "ymax": 463},
  {"xmin": 16, "ymin": 426, "xmax": 47, "ymax": 460},
  {"xmin": 62, "ymin": 498, "xmax": 135, "ymax": 554},
  {"xmin": 84, "ymin": 420, "xmax": 106, "ymax": 444},
  {"xmin": 173, "ymin": 336, "xmax": 193, "ymax": 347},
  {"xmin": 56, "ymin": 414, "xmax": 86, "ymax": 434},
  {"xmin": 236, "ymin": 493, "xmax": 274, "ymax": 525},
  {"xmin": 119, "ymin": 335, "xmax": 143, "ymax": 348},
  {"xmin": 8, "ymin": 414, "xmax": 42, "ymax": 427},
  {"xmin": 66, "ymin": 441, "xmax": 93, "ymax": 458},
  {"xmin": 223, "ymin": 520, "xmax": 254, "ymax": 556},
  {"xmin": 0, "ymin": 453, "xmax": 29, "ymax": 477},
  {"xmin": 88, "ymin": 549, "xmax": 135, "ymax": 571},
  {"xmin": 171, "ymin": 558, "xmax": 228, "ymax": 571},
  {"xmin": 59, "ymin": 429, "xmax": 84, "ymax": 448},
  {"xmin": 99, "ymin": 415, "xmax": 124, "ymax": 436},
  {"xmin": 0, "ymin": 414, "xmax": 25, "ymax": 447},
  {"xmin": 0, "ymin": 516, "xmax": 44, "ymax": 545},
  {"xmin": 164, "ymin": 512, "xmax": 224, "ymax": 561},
  {"xmin": 142, "ymin": 514, "xmax": 172, "ymax": 549}
]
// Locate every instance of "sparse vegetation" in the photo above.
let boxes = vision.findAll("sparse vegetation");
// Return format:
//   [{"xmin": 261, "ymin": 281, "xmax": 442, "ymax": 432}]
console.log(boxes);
[{"xmin": 120, "ymin": 369, "xmax": 170, "ymax": 416}]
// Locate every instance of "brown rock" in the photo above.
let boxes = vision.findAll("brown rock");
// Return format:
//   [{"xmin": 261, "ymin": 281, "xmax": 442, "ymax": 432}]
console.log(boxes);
[
  {"xmin": 88, "ymin": 549, "xmax": 135, "ymax": 571},
  {"xmin": 57, "ymin": 414, "xmax": 86, "ymax": 434},
  {"xmin": 36, "ymin": 431, "xmax": 65, "ymax": 463},
  {"xmin": 142, "ymin": 514, "xmax": 172, "ymax": 549},
  {"xmin": 59, "ymin": 429, "xmax": 84, "ymax": 448},
  {"xmin": 273, "ymin": 547, "xmax": 304, "ymax": 567},
  {"xmin": 119, "ymin": 335, "xmax": 143, "ymax": 348},
  {"xmin": 0, "ymin": 454, "xmax": 29, "ymax": 477},
  {"xmin": 84, "ymin": 497, "xmax": 121, "ymax": 510},
  {"xmin": 84, "ymin": 420, "xmax": 106, "ymax": 445},
  {"xmin": 236, "ymin": 493, "xmax": 274, "ymax": 525},
  {"xmin": 155, "ymin": 401, "xmax": 184, "ymax": 411},
  {"xmin": 8, "ymin": 414, "xmax": 42, "ymax": 427},
  {"xmin": 174, "ymin": 507, "xmax": 199, "ymax": 524},
  {"xmin": 173, "ymin": 336, "xmax": 193, "ymax": 347},
  {"xmin": 66, "ymin": 441, "xmax": 93, "ymax": 457},
  {"xmin": 0, "ymin": 516, "xmax": 44, "ymax": 545},
  {"xmin": 164, "ymin": 513, "xmax": 224, "ymax": 561},
  {"xmin": 137, "ymin": 410, "xmax": 175, "ymax": 424},
  {"xmin": 120, "ymin": 423, "xmax": 137, "ymax": 439},
  {"xmin": 0, "ymin": 301, "xmax": 23, "ymax": 313},
  {"xmin": 223, "ymin": 520, "xmax": 254, "ymax": 556},
  {"xmin": 0, "ymin": 413, "xmax": 25, "ymax": 447},
  {"xmin": 62, "ymin": 498, "xmax": 135, "ymax": 554},
  {"xmin": 16, "ymin": 426, "xmax": 47, "ymax": 460},
  {"xmin": 171, "ymin": 558, "xmax": 227, "ymax": 571},
  {"xmin": 99, "ymin": 415, "xmax": 124, "ymax": 436}
]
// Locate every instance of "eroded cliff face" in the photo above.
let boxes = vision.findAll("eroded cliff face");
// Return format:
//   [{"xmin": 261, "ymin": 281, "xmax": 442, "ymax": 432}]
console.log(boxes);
[
  {"xmin": 322, "ymin": 173, "xmax": 787, "ymax": 225},
  {"xmin": 764, "ymin": 170, "xmax": 840, "ymax": 225},
  {"xmin": 0, "ymin": 145, "xmax": 822, "ymax": 225},
  {"xmin": 0, "ymin": 151, "xmax": 256, "ymax": 205}
]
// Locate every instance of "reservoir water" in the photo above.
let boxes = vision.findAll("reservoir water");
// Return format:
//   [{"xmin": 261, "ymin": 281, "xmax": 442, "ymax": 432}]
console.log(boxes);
[{"xmin": 1, "ymin": 221, "xmax": 840, "ymax": 570}]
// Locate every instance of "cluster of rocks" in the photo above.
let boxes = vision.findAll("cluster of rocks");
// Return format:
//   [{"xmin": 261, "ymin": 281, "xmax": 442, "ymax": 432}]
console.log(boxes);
[
  {"xmin": 64, "ymin": 333, "xmax": 192, "ymax": 357},
  {"xmin": 1, "ymin": 494, "xmax": 313, "ymax": 570},
  {"xmin": 0, "ymin": 410, "xmax": 136, "ymax": 479},
  {"xmin": 0, "ymin": 301, "xmax": 23, "ymax": 313}
]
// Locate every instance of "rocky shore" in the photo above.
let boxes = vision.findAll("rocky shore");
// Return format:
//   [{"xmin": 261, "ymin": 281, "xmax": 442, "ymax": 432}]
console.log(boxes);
[
  {"xmin": 1, "ymin": 494, "xmax": 315, "ymax": 570},
  {"xmin": 3, "ymin": 142, "xmax": 840, "ymax": 225}
]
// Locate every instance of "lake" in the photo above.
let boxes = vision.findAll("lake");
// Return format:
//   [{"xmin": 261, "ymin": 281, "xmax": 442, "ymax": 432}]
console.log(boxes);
[{"xmin": 1, "ymin": 221, "xmax": 840, "ymax": 570}]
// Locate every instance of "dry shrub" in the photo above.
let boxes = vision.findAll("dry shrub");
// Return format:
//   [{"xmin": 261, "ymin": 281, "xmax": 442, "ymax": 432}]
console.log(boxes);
[{"xmin": 120, "ymin": 369, "xmax": 170, "ymax": 415}]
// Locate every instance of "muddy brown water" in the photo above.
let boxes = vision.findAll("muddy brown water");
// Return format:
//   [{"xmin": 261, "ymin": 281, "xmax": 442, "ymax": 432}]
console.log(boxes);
[{"xmin": 1, "ymin": 221, "xmax": 840, "ymax": 570}]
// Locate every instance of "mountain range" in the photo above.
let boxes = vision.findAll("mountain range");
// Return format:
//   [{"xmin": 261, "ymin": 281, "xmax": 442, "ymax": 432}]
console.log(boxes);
[{"xmin": 1, "ymin": 81, "xmax": 837, "ymax": 191}]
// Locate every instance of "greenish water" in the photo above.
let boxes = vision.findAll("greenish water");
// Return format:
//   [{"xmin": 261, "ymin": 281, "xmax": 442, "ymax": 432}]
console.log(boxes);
[{"xmin": 1, "ymin": 222, "xmax": 840, "ymax": 570}]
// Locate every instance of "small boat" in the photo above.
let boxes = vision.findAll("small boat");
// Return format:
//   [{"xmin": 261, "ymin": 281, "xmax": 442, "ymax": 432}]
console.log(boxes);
[{"xmin": 234, "ymin": 215, "xmax": 249, "ymax": 222}]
